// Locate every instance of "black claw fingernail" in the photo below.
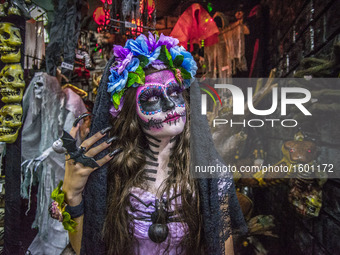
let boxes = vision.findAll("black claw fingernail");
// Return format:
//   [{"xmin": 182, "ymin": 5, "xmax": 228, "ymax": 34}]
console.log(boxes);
[
  {"xmin": 109, "ymin": 148, "xmax": 123, "ymax": 157},
  {"xmin": 106, "ymin": 136, "xmax": 118, "ymax": 144},
  {"xmin": 73, "ymin": 113, "xmax": 92, "ymax": 127},
  {"xmin": 100, "ymin": 126, "xmax": 112, "ymax": 135}
]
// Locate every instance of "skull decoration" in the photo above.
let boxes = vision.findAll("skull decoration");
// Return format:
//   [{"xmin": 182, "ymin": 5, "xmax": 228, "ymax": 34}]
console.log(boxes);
[
  {"xmin": 0, "ymin": 2, "xmax": 8, "ymax": 17},
  {"xmin": 33, "ymin": 74, "xmax": 44, "ymax": 99},
  {"xmin": 0, "ymin": 104, "xmax": 22, "ymax": 143},
  {"xmin": 0, "ymin": 23, "xmax": 22, "ymax": 63},
  {"xmin": 0, "ymin": 64, "xmax": 25, "ymax": 103}
]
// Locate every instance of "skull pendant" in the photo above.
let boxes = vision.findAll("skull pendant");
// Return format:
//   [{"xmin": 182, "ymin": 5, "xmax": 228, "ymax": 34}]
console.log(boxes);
[
  {"xmin": 0, "ymin": 104, "xmax": 22, "ymax": 143},
  {"xmin": 0, "ymin": 64, "xmax": 25, "ymax": 103},
  {"xmin": 0, "ymin": 23, "xmax": 22, "ymax": 63}
]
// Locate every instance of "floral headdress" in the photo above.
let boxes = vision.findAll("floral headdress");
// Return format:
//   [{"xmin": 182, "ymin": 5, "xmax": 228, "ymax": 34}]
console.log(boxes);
[{"xmin": 107, "ymin": 32, "xmax": 198, "ymax": 116}]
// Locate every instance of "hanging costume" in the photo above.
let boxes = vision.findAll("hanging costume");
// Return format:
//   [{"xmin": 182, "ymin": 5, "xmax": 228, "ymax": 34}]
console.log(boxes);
[
  {"xmin": 170, "ymin": 4, "xmax": 219, "ymax": 51},
  {"xmin": 204, "ymin": 12, "xmax": 231, "ymax": 81},
  {"xmin": 21, "ymin": 73, "xmax": 87, "ymax": 255},
  {"xmin": 205, "ymin": 13, "xmax": 248, "ymax": 80},
  {"xmin": 45, "ymin": 0, "xmax": 84, "ymax": 78}
]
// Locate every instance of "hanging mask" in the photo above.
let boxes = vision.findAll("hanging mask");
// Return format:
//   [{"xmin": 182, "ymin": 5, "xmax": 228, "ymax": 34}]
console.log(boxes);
[
  {"xmin": 0, "ymin": 104, "xmax": 22, "ymax": 143},
  {"xmin": 0, "ymin": 64, "xmax": 25, "ymax": 103},
  {"xmin": 0, "ymin": 23, "xmax": 22, "ymax": 63},
  {"xmin": 33, "ymin": 74, "xmax": 44, "ymax": 99}
]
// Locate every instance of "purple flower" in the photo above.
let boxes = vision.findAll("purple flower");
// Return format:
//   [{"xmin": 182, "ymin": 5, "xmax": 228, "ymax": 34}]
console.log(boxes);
[
  {"xmin": 144, "ymin": 32, "xmax": 157, "ymax": 52},
  {"xmin": 113, "ymin": 45, "xmax": 131, "ymax": 59},
  {"xmin": 155, "ymin": 33, "xmax": 179, "ymax": 51},
  {"xmin": 151, "ymin": 59, "xmax": 167, "ymax": 70},
  {"xmin": 109, "ymin": 98, "xmax": 124, "ymax": 118},
  {"xmin": 143, "ymin": 32, "xmax": 179, "ymax": 52},
  {"xmin": 112, "ymin": 45, "xmax": 133, "ymax": 75},
  {"xmin": 125, "ymin": 34, "xmax": 160, "ymax": 64},
  {"xmin": 49, "ymin": 201, "xmax": 63, "ymax": 222}
]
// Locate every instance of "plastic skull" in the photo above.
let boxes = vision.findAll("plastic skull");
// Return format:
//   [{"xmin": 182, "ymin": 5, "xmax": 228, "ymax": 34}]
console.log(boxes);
[
  {"xmin": 0, "ymin": 23, "xmax": 22, "ymax": 63},
  {"xmin": 0, "ymin": 64, "xmax": 25, "ymax": 103},
  {"xmin": 0, "ymin": 104, "xmax": 22, "ymax": 143}
]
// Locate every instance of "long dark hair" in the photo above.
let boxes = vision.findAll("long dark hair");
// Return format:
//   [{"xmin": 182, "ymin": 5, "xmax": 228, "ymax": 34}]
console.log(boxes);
[{"xmin": 102, "ymin": 87, "xmax": 204, "ymax": 254}]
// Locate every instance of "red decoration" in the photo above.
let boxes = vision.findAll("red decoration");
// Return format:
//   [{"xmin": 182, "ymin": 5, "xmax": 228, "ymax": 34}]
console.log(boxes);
[
  {"xmin": 140, "ymin": 0, "xmax": 155, "ymax": 18},
  {"xmin": 170, "ymin": 4, "xmax": 219, "ymax": 50},
  {"xmin": 93, "ymin": 7, "xmax": 110, "ymax": 26},
  {"xmin": 100, "ymin": 0, "xmax": 112, "ymax": 5}
]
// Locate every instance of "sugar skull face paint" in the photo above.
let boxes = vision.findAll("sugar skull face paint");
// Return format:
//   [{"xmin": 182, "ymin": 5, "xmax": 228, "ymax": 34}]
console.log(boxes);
[{"xmin": 136, "ymin": 70, "xmax": 186, "ymax": 138}]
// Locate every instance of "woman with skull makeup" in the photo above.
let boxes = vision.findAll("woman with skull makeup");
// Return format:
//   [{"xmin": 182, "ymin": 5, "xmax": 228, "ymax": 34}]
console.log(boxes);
[{"xmin": 57, "ymin": 33, "xmax": 246, "ymax": 255}]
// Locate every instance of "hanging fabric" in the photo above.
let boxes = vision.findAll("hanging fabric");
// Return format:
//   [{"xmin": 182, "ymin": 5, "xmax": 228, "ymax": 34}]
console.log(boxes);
[
  {"xmin": 204, "ymin": 12, "xmax": 231, "ymax": 82},
  {"xmin": 170, "ymin": 3, "xmax": 219, "ymax": 51},
  {"xmin": 45, "ymin": 0, "xmax": 83, "ymax": 78},
  {"xmin": 222, "ymin": 19, "xmax": 248, "ymax": 75}
]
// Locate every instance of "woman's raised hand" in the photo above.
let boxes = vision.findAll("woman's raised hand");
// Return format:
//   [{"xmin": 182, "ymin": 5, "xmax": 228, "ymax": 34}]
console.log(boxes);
[{"xmin": 62, "ymin": 125, "xmax": 121, "ymax": 206}]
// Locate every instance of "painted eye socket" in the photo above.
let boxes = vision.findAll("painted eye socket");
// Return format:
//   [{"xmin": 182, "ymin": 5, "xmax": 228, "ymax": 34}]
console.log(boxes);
[
  {"xmin": 170, "ymin": 91, "xmax": 179, "ymax": 97},
  {"xmin": 139, "ymin": 88, "xmax": 162, "ymax": 102},
  {"xmin": 148, "ymin": 96, "xmax": 159, "ymax": 102}
]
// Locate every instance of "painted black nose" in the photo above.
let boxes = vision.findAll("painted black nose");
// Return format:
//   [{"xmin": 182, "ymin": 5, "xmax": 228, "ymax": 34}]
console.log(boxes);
[{"xmin": 162, "ymin": 97, "xmax": 175, "ymax": 112}]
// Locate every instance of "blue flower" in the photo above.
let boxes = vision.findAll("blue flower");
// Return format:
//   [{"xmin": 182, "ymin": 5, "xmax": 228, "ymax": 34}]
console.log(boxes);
[
  {"xmin": 107, "ymin": 69, "xmax": 128, "ymax": 96},
  {"xmin": 126, "ymin": 57, "xmax": 139, "ymax": 72},
  {"xmin": 170, "ymin": 46, "xmax": 198, "ymax": 78},
  {"xmin": 125, "ymin": 34, "xmax": 161, "ymax": 64}
]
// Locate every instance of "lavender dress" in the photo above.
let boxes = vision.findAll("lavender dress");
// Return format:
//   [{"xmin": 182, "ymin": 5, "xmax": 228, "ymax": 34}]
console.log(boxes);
[{"xmin": 128, "ymin": 187, "xmax": 188, "ymax": 255}]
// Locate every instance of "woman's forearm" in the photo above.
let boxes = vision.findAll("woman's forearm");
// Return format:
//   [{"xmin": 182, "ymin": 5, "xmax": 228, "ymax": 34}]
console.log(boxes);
[{"xmin": 69, "ymin": 215, "xmax": 84, "ymax": 255}]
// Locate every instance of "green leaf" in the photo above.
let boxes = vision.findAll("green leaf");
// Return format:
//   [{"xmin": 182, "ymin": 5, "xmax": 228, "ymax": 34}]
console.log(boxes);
[
  {"xmin": 135, "ymin": 65, "xmax": 143, "ymax": 75},
  {"xmin": 135, "ymin": 75, "xmax": 142, "ymax": 84},
  {"xmin": 164, "ymin": 47, "xmax": 173, "ymax": 67},
  {"xmin": 63, "ymin": 222, "xmax": 76, "ymax": 232},
  {"xmin": 63, "ymin": 222, "xmax": 70, "ymax": 229},
  {"xmin": 135, "ymin": 66, "xmax": 145, "ymax": 82},
  {"xmin": 128, "ymin": 67, "xmax": 145, "ymax": 88},
  {"xmin": 51, "ymin": 181, "xmax": 63, "ymax": 200},
  {"xmin": 56, "ymin": 193, "xmax": 65, "ymax": 205},
  {"xmin": 62, "ymin": 212, "xmax": 77, "ymax": 232},
  {"xmin": 51, "ymin": 190, "xmax": 58, "ymax": 200},
  {"xmin": 173, "ymin": 55, "xmax": 184, "ymax": 67},
  {"xmin": 57, "ymin": 181, "xmax": 63, "ymax": 190},
  {"xmin": 135, "ymin": 66, "xmax": 145, "ymax": 84},
  {"xmin": 137, "ymin": 55, "xmax": 149, "ymax": 68},
  {"xmin": 158, "ymin": 45, "xmax": 173, "ymax": 67},
  {"xmin": 63, "ymin": 212, "xmax": 71, "ymax": 221},
  {"xmin": 127, "ymin": 73, "xmax": 138, "ymax": 88},
  {"xmin": 180, "ymin": 67, "xmax": 192, "ymax": 80},
  {"xmin": 112, "ymin": 89, "xmax": 125, "ymax": 109}
]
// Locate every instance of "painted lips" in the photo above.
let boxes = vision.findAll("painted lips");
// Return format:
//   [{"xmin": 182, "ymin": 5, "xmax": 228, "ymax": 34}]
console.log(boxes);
[{"xmin": 163, "ymin": 112, "xmax": 183, "ymax": 123}]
